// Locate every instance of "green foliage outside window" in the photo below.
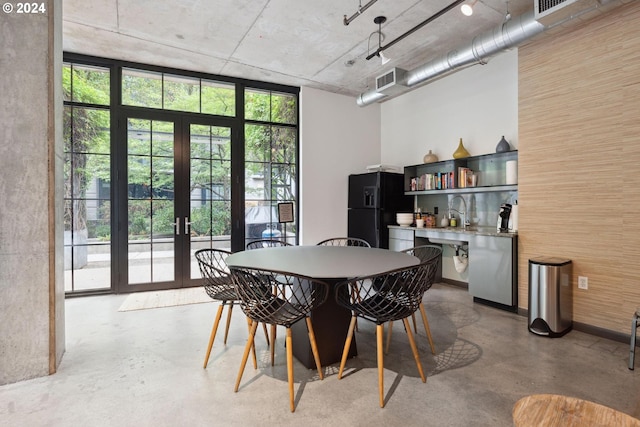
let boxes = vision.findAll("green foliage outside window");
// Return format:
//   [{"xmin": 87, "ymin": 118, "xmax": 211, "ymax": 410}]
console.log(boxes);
[{"xmin": 64, "ymin": 62, "xmax": 297, "ymax": 241}]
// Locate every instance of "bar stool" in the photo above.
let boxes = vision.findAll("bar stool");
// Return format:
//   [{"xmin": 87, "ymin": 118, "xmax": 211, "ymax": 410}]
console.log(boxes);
[{"xmin": 629, "ymin": 307, "xmax": 640, "ymax": 370}]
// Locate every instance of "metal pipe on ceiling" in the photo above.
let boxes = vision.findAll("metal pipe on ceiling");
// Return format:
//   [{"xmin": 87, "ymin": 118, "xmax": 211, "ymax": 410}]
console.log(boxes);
[
  {"xmin": 344, "ymin": 0, "xmax": 379, "ymax": 26},
  {"xmin": 365, "ymin": 0, "xmax": 466, "ymax": 61}
]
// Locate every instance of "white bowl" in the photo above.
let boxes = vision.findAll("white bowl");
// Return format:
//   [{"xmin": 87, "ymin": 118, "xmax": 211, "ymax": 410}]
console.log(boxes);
[{"xmin": 397, "ymin": 218, "xmax": 413, "ymax": 227}]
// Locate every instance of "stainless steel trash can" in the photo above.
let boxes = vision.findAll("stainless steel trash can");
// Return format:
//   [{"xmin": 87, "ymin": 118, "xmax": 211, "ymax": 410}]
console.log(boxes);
[{"xmin": 528, "ymin": 257, "xmax": 573, "ymax": 337}]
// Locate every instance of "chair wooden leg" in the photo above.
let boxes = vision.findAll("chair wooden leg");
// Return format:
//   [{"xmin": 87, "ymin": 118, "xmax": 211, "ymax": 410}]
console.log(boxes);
[
  {"xmin": 352, "ymin": 285, "xmax": 360, "ymax": 332},
  {"xmin": 286, "ymin": 328, "xmax": 295, "ymax": 412},
  {"xmin": 306, "ymin": 317, "xmax": 324, "ymax": 380},
  {"xmin": 419, "ymin": 303, "xmax": 436, "ymax": 355},
  {"xmin": 385, "ymin": 321, "xmax": 394, "ymax": 354},
  {"xmin": 235, "ymin": 320, "xmax": 258, "ymax": 392},
  {"xmin": 246, "ymin": 317, "xmax": 258, "ymax": 369},
  {"xmin": 262, "ymin": 322, "xmax": 271, "ymax": 348},
  {"xmin": 377, "ymin": 324, "xmax": 385, "ymax": 408},
  {"xmin": 203, "ymin": 304, "xmax": 224, "ymax": 369},
  {"xmin": 223, "ymin": 304, "xmax": 233, "ymax": 344},
  {"xmin": 338, "ymin": 316, "xmax": 358, "ymax": 379},
  {"xmin": 411, "ymin": 312, "xmax": 418, "ymax": 333},
  {"xmin": 403, "ymin": 317, "xmax": 426, "ymax": 383},
  {"xmin": 270, "ymin": 324, "xmax": 277, "ymax": 366}
]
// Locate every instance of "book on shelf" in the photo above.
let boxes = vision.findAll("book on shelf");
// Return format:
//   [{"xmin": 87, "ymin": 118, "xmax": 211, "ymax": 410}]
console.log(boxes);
[{"xmin": 458, "ymin": 167, "xmax": 472, "ymax": 188}]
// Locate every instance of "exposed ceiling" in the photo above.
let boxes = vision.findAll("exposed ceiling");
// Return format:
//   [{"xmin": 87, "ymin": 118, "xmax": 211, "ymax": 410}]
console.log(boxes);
[{"xmin": 62, "ymin": 0, "xmax": 533, "ymax": 98}]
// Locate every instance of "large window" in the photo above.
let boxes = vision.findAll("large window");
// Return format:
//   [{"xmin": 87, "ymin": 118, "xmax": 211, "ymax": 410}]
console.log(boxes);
[
  {"xmin": 63, "ymin": 55, "xmax": 299, "ymax": 295},
  {"xmin": 63, "ymin": 64, "xmax": 112, "ymax": 293}
]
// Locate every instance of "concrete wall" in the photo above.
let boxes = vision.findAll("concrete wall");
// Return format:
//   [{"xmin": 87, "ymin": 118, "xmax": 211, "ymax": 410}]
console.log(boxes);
[
  {"xmin": 299, "ymin": 87, "xmax": 381, "ymax": 245},
  {"xmin": 0, "ymin": 0, "xmax": 64, "ymax": 385}
]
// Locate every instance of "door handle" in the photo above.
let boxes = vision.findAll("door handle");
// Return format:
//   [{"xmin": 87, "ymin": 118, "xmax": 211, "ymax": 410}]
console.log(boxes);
[
  {"xmin": 171, "ymin": 217, "xmax": 180, "ymax": 235},
  {"xmin": 184, "ymin": 217, "xmax": 192, "ymax": 235}
]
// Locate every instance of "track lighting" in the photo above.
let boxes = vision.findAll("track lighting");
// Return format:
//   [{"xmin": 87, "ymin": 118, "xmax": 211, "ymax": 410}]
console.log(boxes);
[
  {"xmin": 379, "ymin": 51, "xmax": 391, "ymax": 65},
  {"xmin": 461, "ymin": 0, "xmax": 478, "ymax": 16}
]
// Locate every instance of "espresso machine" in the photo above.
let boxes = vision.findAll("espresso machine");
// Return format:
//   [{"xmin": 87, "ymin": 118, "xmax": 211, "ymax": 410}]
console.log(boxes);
[{"xmin": 497, "ymin": 203, "xmax": 512, "ymax": 232}]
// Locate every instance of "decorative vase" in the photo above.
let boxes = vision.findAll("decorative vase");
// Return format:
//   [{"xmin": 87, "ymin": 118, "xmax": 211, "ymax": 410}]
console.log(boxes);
[
  {"xmin": 453, "ymin": 138, "xmax": 470, "ymax": 159},
  {"xmin": 423, "ymin": 150, "xmax": 438, "ymax": 163},
  {"xmin": 496, "ymin": 135, "xmax": 511, "ymax": 153}
]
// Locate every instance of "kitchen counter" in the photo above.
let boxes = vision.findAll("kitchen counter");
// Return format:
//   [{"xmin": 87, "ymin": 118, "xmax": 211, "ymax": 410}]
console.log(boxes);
[
  {"xmin": 388, "ymin": 224, "xmax": 518, "ymax": 311},
  {"xmin": 388, "ymin": 224, "xmax": 517, "ymax": 239}
]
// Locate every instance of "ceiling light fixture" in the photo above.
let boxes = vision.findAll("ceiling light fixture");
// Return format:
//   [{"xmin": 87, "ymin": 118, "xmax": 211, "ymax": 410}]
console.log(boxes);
[
  {"xmin": 461, "ymin": 0, "xmax": 478, "ymax": 17},
  {"xmin": 379, "ymin": 51, "xmax": 391, "ymax": 65},
  {"xmin": 372, "ymin": 16, "xmax": 391, "ymax": 65},
  {"xmin": 365, "ymin": 0, "xmax": 465, "ymax": 62}
]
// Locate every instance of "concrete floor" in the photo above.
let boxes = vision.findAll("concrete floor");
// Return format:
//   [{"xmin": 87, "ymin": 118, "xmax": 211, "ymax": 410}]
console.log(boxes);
[{"xmin": 2, "ymin": 283, "xmax": 639, "ymax": 426}]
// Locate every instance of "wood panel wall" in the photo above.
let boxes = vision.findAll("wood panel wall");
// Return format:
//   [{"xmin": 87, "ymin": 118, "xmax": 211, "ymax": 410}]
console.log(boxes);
[{"xmin": 518, "ymin": 1, "xmax": 640, "ymax": 334}]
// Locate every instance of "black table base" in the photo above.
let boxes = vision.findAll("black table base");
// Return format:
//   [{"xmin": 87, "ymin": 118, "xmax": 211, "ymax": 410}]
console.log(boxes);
[{"xmin": 291, "ymin": 279, "xmax": 357, "ymax": 369}]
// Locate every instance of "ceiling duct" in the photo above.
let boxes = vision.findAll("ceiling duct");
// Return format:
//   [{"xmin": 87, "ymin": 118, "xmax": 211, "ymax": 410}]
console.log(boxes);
[
  {"xmin": 356, "ymin": 10, "xmax": 545, "ymax": 107},
  {"xmin": 535, "ymin": 0, "xmax": 601, "ymax": 26},
  {"xmin": 376, "ymin": 68, "xmax": 408, "ymax": 95},
  {"xmin": 356, "ymin": 0, "xmax": 625, "ymax": 106}
]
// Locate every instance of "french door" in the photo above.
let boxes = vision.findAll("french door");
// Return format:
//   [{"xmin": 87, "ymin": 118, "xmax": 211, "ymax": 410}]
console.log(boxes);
[{"xmin": 119, "ymin": 111, "xmax": 235, "ymax": 292}]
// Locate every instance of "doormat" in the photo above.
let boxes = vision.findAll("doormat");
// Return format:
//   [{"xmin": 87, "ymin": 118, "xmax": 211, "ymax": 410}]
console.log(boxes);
[{"xmin": 118, "ymin": 287, "xmax": 212, "ymax": 312}]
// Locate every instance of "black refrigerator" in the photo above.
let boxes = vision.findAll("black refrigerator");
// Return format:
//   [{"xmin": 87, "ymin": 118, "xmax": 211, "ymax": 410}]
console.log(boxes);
[{"xmin": 348, "ymin": 172, "xmax": 413, "ymax": 249}]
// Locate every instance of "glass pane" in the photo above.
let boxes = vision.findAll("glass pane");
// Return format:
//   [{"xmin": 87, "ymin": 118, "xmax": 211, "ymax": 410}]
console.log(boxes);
[
  {"xmin": 152, "ymin": 242, "xmax": 174, "ymax": 282},
  {"xmin": 122, "ymin": 68, "xmax": 162, "ymax": 108},
  {"xmin": 128, "ymin": 119, "xmax": 151, "ymax": 155},
  {"xmin": 245, "ymin": 162, "xmax": 268, "ymax": 200},
  {"xmin": 64, "ymin": 244, "xmax": 111, "ymax": 292},
  {"xmin": 245, "ymin": 202, "xmax": 280, "ymax": 247},
  {"xmin": 202, "ymin": 80, "xmax": 235, "ymax": 117},
  {"xmin": 63, "ymin": 106, "xmax": 72, "ymax": 152},
  {"xmin": 128, "ymin": 157, "xmax": 151, "ymax": 198},
  {"xmin": 71, "ymin": 107, "xmax": 110, "ymax": 154},
  {"xmin": 152, "ymin": 157, "xmax": 174, "ymax": 198},
  {"xmin": 128, "ymin": 243, "xmax": 151, "ymax": 284},
  {"xmin": 63, "ymin": 63, "xmax": 71, "ymax": 102},
  {"xmin": 271, "ymin": 163, "xmax": 296, "ymax": 201},
  {"xmin": 245, "ymin": 124, "xmax": 271, "ymax": 162},
  {"xmin": 152, "ymin": 200, "xmax": 174, "ymax": 237},
  {"xmin": 271, "ymin": 91, "xmax": 297, "ymax": 124},
  {"xmin": 245, "ymin": 88, "xmax": 270, "ymax": 122},
  {"xmin": 271, "ymin": 126, "xmax": 296, "ymax": 164},
  {"xmin": 128, "ymin": 200, "xmax": 151, "ymax": 240},
  {"xmin": 71, "ymin": 64, "xmax": 110, "ymax": 105},
  {"xmin": 164, "ymin": 74, "xmax": 200, "ymax": 113},
  {"xmin": 87, "ymin": 200, "xmax": 111, "ymax": 239},
  {"xmin": 151, "ymin": 124, "xmax": 174, "ymax": 157}
]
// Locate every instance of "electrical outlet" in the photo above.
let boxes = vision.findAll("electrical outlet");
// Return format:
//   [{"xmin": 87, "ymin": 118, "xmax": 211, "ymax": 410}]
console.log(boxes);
[
  {"xmin": 434, "ymin": 206, "xmax": 439, "ymax": 214},
  {"xmin": 578, "ymin": 276, "xmax": 588, "ymax": 290}
]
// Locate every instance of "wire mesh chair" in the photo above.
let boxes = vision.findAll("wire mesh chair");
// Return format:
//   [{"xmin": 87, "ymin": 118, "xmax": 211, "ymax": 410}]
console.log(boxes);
[
  {"xmin": 386, "ymin": 245, "xmax": 442, "ymax": 355},
  {"xmin": 317, "ymin": 237, "xmax": 371, "ymax": 331},
  {"xmin": 334, "ymin": 259, "xmax": 438, "ymax": 408},
  {"xmin": 195, "ymin": 248, "xmax": 269, "ymax": 370},
  {"xmin": 316, "ymin": 237, "xmax": 371, "ymax": 247},
  {"xmin": 229, "ymin": 266, "xmax": 329, "ymax": 412},
  {"xmin": 246, "ymin": 239, "xmax": 292, "ymax": 250}
]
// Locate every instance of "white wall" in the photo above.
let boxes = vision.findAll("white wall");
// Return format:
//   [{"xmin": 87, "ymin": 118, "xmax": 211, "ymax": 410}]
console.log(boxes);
[
  {"xmin": 381, "ymin": 49, "xmax": 519, "ymax": 167},
  {"xmin": 299, "ymin": 87, "xmax": 381, "ymax": 245}
]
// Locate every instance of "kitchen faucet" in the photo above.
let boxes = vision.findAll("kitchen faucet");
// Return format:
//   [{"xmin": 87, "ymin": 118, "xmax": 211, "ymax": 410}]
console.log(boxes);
[{"xmin": 448, "ymin": 195, "xmax": 469, "ymax": 229}]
